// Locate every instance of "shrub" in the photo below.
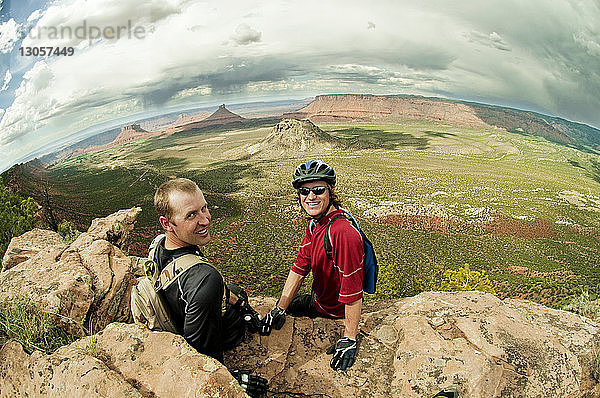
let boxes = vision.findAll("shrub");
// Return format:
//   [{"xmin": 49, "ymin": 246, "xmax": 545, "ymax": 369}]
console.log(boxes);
[
  {"xmin": 0, "ymin": 296, "xmax": 76, "ymax": 354},
  {"xmin": 563, "ymin": 290, "xmax": 599, "ymax": 320},
  {"xmin": 0, "ymin": 183, "xmax": 37, "ymax": 260},
  {"xmin": 57, "ymin": 219, "xmax": 80, "ymax": 244},
  {"xmin": 438, "ymin": 263, "xmax": 496, "ymax": 294}
]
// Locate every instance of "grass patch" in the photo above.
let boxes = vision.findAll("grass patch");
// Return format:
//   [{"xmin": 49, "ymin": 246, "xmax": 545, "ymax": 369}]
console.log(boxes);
[
  {"xmin": 329, "ymin": 127, "xmax": 428, "ymax": 149},
  {"xmin": 594, "ymin": 346, "xmax": 600, "ymax": 382},
  {"xmin": 0, "ymin": 296, "xmax": 76, "ymax": 354}
]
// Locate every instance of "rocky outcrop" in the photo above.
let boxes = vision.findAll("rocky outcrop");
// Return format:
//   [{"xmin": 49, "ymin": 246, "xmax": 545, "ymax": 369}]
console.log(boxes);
[
  {"xmin": 0, "ymin": 208, "xmax": 141, "ymax": 335},
  {"xmin": 241, "ymin": 118, "xmax": 342, "ymax": 156},
  {"xmin": 231, "ymin": 293, "xmax": 600, "ymax": 397},
  {"xmin": 2, "ymin": 291, "xmax": 597, "ymax": 397},
  {"xmin": 86, "ymin": 207, "xmax": 141, "ymax": 247},
  {"xmin": 2, "ymin": 209, "xmax": 599, "ymax": 397},
  {"xmin": 1, "ymin": 228, "xmax": 66, "ymax": 271},
  {"xmin": 0, "ymin": 322, "xmax": 245, "ymax": 397}
]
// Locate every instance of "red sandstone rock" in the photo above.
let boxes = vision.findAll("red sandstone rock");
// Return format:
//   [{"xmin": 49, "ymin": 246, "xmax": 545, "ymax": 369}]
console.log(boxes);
[
  {"xmin": 0, "ymin": 323, "xmax": 246, "ymax": 398},
  {"xmin": 1, "ymin": 228, "xmax": 66, "ymax": 271}
]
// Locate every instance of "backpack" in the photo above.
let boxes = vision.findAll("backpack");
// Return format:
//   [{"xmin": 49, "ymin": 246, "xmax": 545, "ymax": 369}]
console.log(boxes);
[
  {"xmin": 130, "ymin": 234, "xmax": 210, "ymax": 333},
  {"xmin": 130, "ymin": 235, "xmax": 249, "ymax": 347},
  {"xmin": 310, "ymin": 209, "xmax": 378, "ymax": 294}
]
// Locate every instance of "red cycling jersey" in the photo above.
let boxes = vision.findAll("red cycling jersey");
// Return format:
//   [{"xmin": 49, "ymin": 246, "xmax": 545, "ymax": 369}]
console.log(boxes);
[{"xmin": 291, "ymin": 209, "xmax": 364, "ymax": 318}]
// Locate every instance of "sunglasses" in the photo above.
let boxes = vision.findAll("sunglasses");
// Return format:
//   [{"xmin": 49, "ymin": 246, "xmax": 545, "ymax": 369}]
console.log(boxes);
[{"xmin": 297, "ymin": 186, "xmax": 329, "ymax": 196}]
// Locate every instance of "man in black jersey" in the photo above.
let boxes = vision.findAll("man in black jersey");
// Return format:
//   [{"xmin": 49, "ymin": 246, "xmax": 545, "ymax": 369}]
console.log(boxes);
[{"xmin": 153, "ymin": 178, "xmax": 266, "ymax": 397}]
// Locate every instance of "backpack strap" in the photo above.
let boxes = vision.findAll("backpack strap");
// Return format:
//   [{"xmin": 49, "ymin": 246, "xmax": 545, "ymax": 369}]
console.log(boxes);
[
  {"xmin": 145, "ymin": 234, "xmax": 210, "ymax": 291},
  {"xmin": 159, "ymin": 253, "xmax": 211, "ymax": 290},
  {"xmin": 324, "ymin": 213, "xmax": 349, "ymax": 260}
]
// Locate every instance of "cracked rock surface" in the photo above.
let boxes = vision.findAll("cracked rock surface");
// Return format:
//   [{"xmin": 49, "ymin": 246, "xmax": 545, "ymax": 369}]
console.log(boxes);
[
  {"xmin": 0, "ymin": 322, "xmax": 245, "ymax": 398},
  {"xmin": 229, "ymin": 293, "xmax": 600, "ymax": 397},
  {"xmin": 1, "ymin": 207, "xmax": 600, "ymax": 397}
]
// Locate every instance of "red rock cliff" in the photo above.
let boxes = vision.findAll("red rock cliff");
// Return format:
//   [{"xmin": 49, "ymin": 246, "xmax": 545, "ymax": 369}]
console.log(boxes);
[{"xmin": 288, "ymin": 94, "xmax": 492, "ymax": 129}]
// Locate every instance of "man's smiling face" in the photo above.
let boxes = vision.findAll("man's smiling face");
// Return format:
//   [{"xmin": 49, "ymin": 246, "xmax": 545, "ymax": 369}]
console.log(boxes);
[
  {"xmin": 163, "ymin": 187, "xmax": 212, "ymax": 248},
  {"xmin": 299, "ymin": 180, "xmax": 331, "ymax": 218}
]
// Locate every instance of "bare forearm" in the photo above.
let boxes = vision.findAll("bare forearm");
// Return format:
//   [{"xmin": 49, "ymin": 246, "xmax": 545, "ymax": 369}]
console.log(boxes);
[
  {"xmin": 344, "ymin": 299, "xmax": 362, "ymax": 339},
  {"xmin": 277, "ymin": 270, "xmax": 304, "ymax": 310}
]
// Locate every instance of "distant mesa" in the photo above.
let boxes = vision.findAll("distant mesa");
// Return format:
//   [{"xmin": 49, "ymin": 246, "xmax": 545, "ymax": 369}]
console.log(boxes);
[
  {"xmin": 171, "ymin": 111, "xmax": 211, "ymax": 128},
  {"xmin": 109, "ymin": 123, "xmax": 171, "ymax": 148},
  {"xmin": 39, "ymin": 95, "xmax": 600, "ymax": 166},
  {"xmin": 285, "ymin": 94, "xmax": 491, "ymax": 129},
  {"xmin": 284, "ymin": 94, "xmax": 597, "ymax": 149},
  {"xmin": 204, "ymin": 104, "xmax": 245, "ymax": 124},
  {"xmin": 120, "ymin": 124, "xmax": 147, "ymax": 134},
  {"xmin": 164, "ymin": 104, "xmax": 245, "ymax": 134}
]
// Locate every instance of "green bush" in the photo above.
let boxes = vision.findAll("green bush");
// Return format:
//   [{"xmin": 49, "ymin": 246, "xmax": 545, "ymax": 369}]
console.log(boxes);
[
  {"xmin": 0, "ymin": 296, "xmax": 76, "ymax": 354},
  {"xmin": 0, "ymin": 182, "xmax": 37, "ymax": 260},
  {"xmin": 563, "ymin": 290, "xmax": 599, "ymax": 320},
  {"xmin": 57, "ymin": 219, "xmax": 80, "ymax": 244},
  {"xmin": 438, "ymin": 263, "xmax": 496, "ymax": 294}
]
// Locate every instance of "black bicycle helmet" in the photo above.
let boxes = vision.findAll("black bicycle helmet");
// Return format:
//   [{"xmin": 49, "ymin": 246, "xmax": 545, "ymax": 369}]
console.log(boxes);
[{"xmin": 292, "ymin": 160, "xmax": 336, "ymax": 189}]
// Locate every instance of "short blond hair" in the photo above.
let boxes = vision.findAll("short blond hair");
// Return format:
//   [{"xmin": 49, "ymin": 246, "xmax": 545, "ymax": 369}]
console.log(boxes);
[{"xmin": 154, "ymin": 178, "xmax": 199, "ymax": 219}]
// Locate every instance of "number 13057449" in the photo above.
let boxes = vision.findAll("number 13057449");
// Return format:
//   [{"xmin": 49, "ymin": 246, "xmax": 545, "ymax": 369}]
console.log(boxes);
[{"xmin": 19, "ymin": 47, "xmax": 75, "ymax": 56}]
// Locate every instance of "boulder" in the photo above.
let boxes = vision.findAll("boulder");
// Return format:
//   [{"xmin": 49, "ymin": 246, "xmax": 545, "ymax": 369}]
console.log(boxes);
[
  {"xmin": 2, "ymin": 206, "xmax": 599, "ymax": 396},
  {"xmin": 0, "ymin": 322, "xmax": 246, "ymax": 397},
  {"xmin": 1, "ymin": 228, "xmax": 66, "ymax": 271},
  {"xmin": 228, "ymin": 292, "xmax": 600, "ymax": 397},
  {"xmin": 87, "ymin": 207, "xmax": 141, "ymax": 247},
  {"xmin": 0, "ymin": 208, "xmax": 141, "ymax": 336}
]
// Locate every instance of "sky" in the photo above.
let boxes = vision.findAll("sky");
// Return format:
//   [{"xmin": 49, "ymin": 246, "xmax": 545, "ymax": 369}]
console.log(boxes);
[{"xmin": 0, "ymin": 0, "xmax": 599, "ymax": 172}]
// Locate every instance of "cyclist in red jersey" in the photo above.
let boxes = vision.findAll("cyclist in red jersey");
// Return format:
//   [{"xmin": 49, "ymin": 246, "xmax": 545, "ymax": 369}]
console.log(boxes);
[{"xmin": 259, "ymin": 160, "xmax": 364, "ymax": 372}]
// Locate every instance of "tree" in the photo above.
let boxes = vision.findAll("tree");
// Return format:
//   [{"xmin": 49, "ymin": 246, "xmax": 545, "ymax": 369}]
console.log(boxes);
[
  {"xmin": 40, "ymin": 179, "xmax": 59, "ymax": 232},
  {"xmin": 0, "ymin": 181, "xmax": 37, "ymax": 260},
  {"xmin": 438, "ymin": 264, "xmax": 496, "ymax": 294}
]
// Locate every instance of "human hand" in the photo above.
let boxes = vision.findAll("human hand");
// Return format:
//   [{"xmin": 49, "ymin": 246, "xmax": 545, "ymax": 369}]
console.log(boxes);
[
  {"xmin": 241, "ymin": 301, "xmax": 262, "ymax": 334},
  {"xmin": 327, "ymin": 337, "xmax": 357, "ymax": 371},
  {"xmin": 231, "ymin": 370, "xmax": 268, "ymax": 398},
  {"xmin": 259, "ymin": 306, "xmax": 285, "ymax": 336}
]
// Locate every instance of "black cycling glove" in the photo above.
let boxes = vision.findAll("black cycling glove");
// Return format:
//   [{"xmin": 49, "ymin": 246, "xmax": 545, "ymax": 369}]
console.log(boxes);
[
  {"xmin": 227, "ymin": 284, "xmax": 262, "ymax": 333},
  {"xmin": 259, "ymin": 306, "xmax": 286, "ymax": 336},
  {"xmin": 327, "ymin": 337, "xmax": 357, "ymax": 371},
  {"xmin": 241, "ymin": 301, "xmax": 262, "ymax": 334},
  {"xmin": 231, "ymin": 370, "xmax": 268, "ymax": 398}
]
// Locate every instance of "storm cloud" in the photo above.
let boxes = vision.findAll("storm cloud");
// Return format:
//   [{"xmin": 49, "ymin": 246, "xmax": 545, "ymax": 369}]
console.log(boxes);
[{"xmin": 1, "ymin": 0, "xmax": 599, "ymax": 171}]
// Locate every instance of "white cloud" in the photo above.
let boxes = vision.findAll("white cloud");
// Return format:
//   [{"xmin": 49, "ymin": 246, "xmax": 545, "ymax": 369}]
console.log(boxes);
[
  {"xmin": 27, "ymin": 9, "xmax": 45, "ymax": 23},
  {"xmin": 172, "ymin": 86, "xmax": 212, "ymax": 99},
  {"xmin": 1, "ymin": 69, "xmax": 11, "ymax": 91},
  {"xmin": 2, "ymin": 0, "xmax": 600, "ymax": 172},
  {"xmin": 231, "ymin": 23, "xmax": 261, "ymax": 45},
  {"xmin": 467, "ymin": 31, "xmax": 511, "ymax": 51},
  {"xmin": 573, "ymin": 31, "xmax": 600, "ymax": 57},
  {"xmin": 0, "ymin": 19, "xmax": 22, "ymax": 54},
  {"xmin": 0, "ymin": 61, "xmax": 56, "ymax": 144}
]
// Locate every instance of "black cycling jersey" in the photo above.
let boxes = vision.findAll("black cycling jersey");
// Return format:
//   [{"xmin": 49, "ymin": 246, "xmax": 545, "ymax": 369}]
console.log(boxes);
[{"xmin": 154, "ymin": 242, "xmax": 226, "ymax": 362}]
